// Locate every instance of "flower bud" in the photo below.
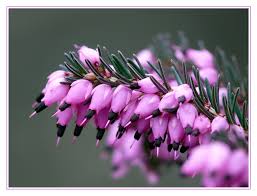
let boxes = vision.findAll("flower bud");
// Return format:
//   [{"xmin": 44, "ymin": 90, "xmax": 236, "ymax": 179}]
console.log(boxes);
[
  {"xmin": 177, "ymin": 103, "xmax": 198, "ymax": 134},
  {"xmin": 78, "ymin": 46, "xmax": 100, "ymax": 67},
  {"xmin": 186, "ymin": 49, "xmax": 215, "ymax": 69},
  {"xmin": 211, "ymin": 116, "xmax": 229, "ymax": 133}
]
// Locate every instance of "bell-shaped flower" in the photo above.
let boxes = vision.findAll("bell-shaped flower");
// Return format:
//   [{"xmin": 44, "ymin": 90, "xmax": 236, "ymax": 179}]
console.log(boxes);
[
  {"xmin": 199, "ymin": 68, "xmax": 218, "ymax": 85},
  {"xmin": 89, "ymin": 84, "xmax": 113, "ymax": 113},
  {"xmin": 136, "ymin": 48, "xmax": 156, "ymax": 71},
  {"xmin": 177, "ymin": 103, "xmax": 198, "ymax": 135},
  {"xmin": 151, "ymin": 113, "xmax": 169, "ymax": 156},
  {"xmin": 108, "ymin": 85, "xmax": 132, "ymax": 123},
  {"xmin": 132, "ymin": 94, "xmax": 160, "ymax": 121},
  {"xmin": 225, "ymin": 149, "xmax": 248, "ymax": 186},
  {"xmin": 59, "ymin": 79, "xmax": 93, "ymax": 111},
  {"xmin": 181, "ymin": 144, "xmax": 209, "ymax": 176},
  {"xmin": 55, "ymin": 106, "xmax": 73, "ymax": 146},
  {"xmin": 193, "ymin": 114, "xmax": 211, "ymax": 136},
  {"xmin": 73, "ymin": 103, "xmax": 89, "ymax": 139},
  {"xmin": 159, "ymin": 91, "xmax": 178, "ymax": 113},
  {"xmin": 65, "ymin": 79, "xmax": 93, "ymax": 104},
  {"xmin": 173, "ymin": 84, "xmax": 193, "ymax": 103},
  {"xmin": 186, "ymin": 49, "xmax": 215, "ymax": 69},
  {"xmin": 94, "ymin": 107, "xmax": 110, "ymax": 145},
  {"xmin": 211, "ymin": 116, "xmax": 230, "ymax": 133},
  {"xmin": 168, "ymin": 115, "xmax": 185, "ymax": 145},
  {"xmin": 132, "ymin": 77, "xmax": 159, "ymax": 94},
  {"xmin": 204, "ymin": 142, "xmax": 231, "ymax": 175}
]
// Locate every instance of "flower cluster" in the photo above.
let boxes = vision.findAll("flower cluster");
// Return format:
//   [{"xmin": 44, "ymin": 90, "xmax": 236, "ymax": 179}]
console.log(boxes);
[{"xmin": 30, "ymin": 36, "xmax": 248, "ymax": 187}]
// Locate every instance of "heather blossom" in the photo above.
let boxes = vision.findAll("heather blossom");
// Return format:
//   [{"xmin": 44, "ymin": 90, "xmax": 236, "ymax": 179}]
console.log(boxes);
[{"xmin": 30, "ymin": 35, "xmax": 248, "ymax": 187}]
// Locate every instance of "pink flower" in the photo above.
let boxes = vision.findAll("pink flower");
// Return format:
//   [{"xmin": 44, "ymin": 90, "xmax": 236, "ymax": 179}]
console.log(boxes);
[
  {"xmin": 181, "ymin": 144, "xmax": 209, "ymax": 176},
  {"xmin": 199, "ymin": 68, "xmax": 218, "ymax": 85},
  {"xmin": 186, "ymin": 49, "xmax": 215, "ymax": 69},
  {"xmin": 159, "ymin": 91, "xmax": 178, "ymax": 113},
  {"xmin": 172, "ymin": 45, "xmax": 187, "ymax": 62},
  {"xmin": 177, "ymin": 103, "xmax": 198, "ymax": 134},
  {"xmin": 173, "ymin": 84, "xmax": 193, "ymax": 103},
  {"xmin": 65, "ymin": 79, "xmax": 93, "ymax": 104},
  {"xmin": 132, "ymin": 77, "xmax": 159, "ymax": 94},
  {"xmin": 58, "ymin": 79, "xmax": 93, "ymax": 112},
  {"xmin": 211, "ymin": 116, "xmax": 230, "ymax": 133},
  {"xmin": 193, "ymin": 114, "xmax": 211, "ymax": 136},
  {"xmin": 132, "ymin": 94, "xmax": 160, "ymax": 122},
  {"xmin": 78, "ymin": 46, "xmax": 100, "ymax": 67},
  {"xmin": 89, "ymin": 84, "xmax": 113, "ymax": 113},
  {"xmin": 136, "ymin": 49, "xmax": 156, "ymax": 71},
  {"xmin": 108, "ymin": 85, "xmax": 132, "ymax": 123},
  {"xmin": 73, "ymin": 103, "xmax": 89, "ymax": 137},
  {"xmin": 41, "ymin": 78, "xmax": 70, "ymax": 106},
  {"xmin": 168, "ymin": 115, "xmax": 185, "ymax": 144}
]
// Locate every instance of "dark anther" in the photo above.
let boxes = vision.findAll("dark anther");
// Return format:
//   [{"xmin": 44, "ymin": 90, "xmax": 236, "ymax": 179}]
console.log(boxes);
[
  {"xmin": 180, "ymin": 145, "xmax": 189, "ymax": 153},
  {"xmin": 192, "ymin": 129, "xmax": 200, "ymax": 136},
  {"xmin": 148, "ymin": 141, "xmax": 155, "ymax": 150},
  {"xmin": 35, "ymin": 92, "xmax": 44, "ymax": 102},
  {"xmin": 56, "ymin": 124, "xmax": 66, "ymax": 137},
  {"xmin": 154, "ymin": 137, "xmax": 162, "ymax": 147},
  {"xmin": 108, "ymin": 111, "xmax": 118, "ymax": 121},
  {"xmin": 35, "ymin": 102, "xmax": 47, "ymax": 113},
  {"xmin": 129, "ymin": 82, "xmax": 140, "ymax": 90},
  {"xmin": 116, "ymin": 125, "xmax": 126, "ymax": 139},
  {"xmin": 96, "ymin": 128, "xmax": 105, "ymax": 140},
  {"xmin": 130, "ymin": 114, "xmax": 139, "ymax": 122},
  {"xmin": 85, "ymin": 109, "xmax": 96, "ymax": 119},
  {"xmin": 224, "ymin": 174, "xmax": 232, "ymax": 181},
  {"xmin": 152, "ymin": 109, "xmax": 161, "ymax": 118},
  {"xmin": 134, "ymin": 131, "xmax": 141, "ymax": 140},
  {"xmin": 59, "ymin": 101, "xmax": 71, "ymax": 111},
  {"xmin": 168, "ymin": 144, "xmax": 173, "ymax": 152},
  {"xmin": 112, "ymin": 165, "xmax": 119, "ymax": 171},
  {"xmin": 73, "ymin": 125, "xmax": 83, "ymax": 137},
  {"xmin": 83, "ymin": 97, "xmax": 92, "ymax": 105},
  {"xmin": 178, "ymin": 96, "xmax": 186, "ymax": 104},
  {"xmin": 185, "ymin": 125, "xmax": 193, "ymax": 135},
  {"xmin": 172, "ymin": 142, "xmax": 180, "ymax": 151},
  {"xmin": 104, "ymin": 145, "xmax": 113, "ymax": 152},
  {"xmin": 163, "ymin": 106, "xmax": 178, "ymax": 114}
]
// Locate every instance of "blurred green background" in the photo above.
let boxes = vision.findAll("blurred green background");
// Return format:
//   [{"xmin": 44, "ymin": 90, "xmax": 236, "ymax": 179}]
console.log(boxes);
[{"xmin": 9, "ymin": 9, "xmax": 248, "ymax": 187}]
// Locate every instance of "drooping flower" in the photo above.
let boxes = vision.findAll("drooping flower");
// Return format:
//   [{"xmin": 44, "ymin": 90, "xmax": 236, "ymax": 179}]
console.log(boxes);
[
  {"xmin": 177, "ymin": 103, "xmax": 198, "ymax": 135},
  {"xmin": 186, "ymin": 49, "xmax": 215, "ymax": 69},
  {"xmin": 211, "ymin": 116, "xmax": 230, "ymax": 133}
]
